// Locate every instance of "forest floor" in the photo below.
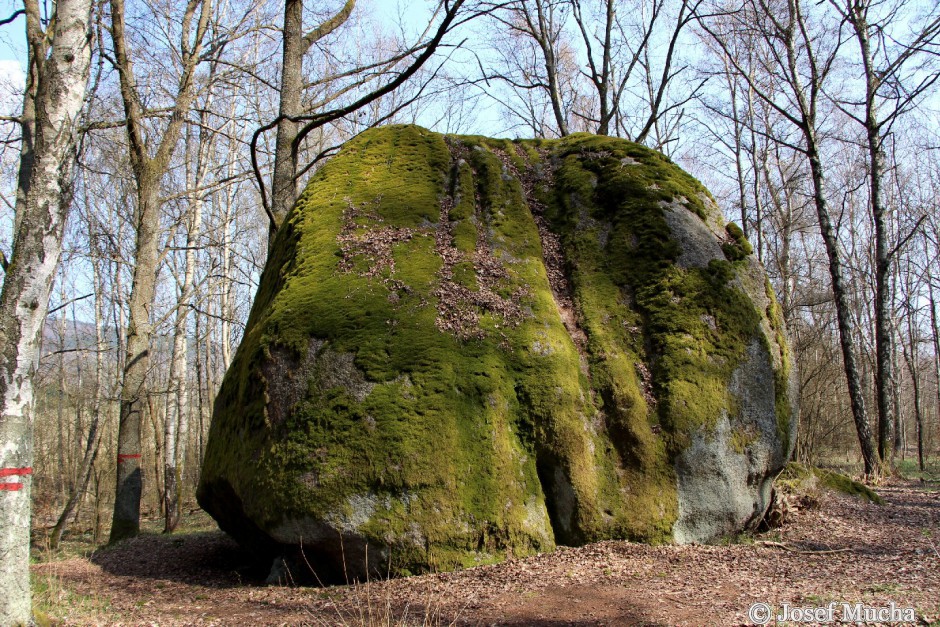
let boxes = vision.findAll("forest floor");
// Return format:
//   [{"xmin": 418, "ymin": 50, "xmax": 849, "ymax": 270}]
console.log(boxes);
[{"xmin": 31, "ymin": 476, "xmax": 940, "ymax": 626}]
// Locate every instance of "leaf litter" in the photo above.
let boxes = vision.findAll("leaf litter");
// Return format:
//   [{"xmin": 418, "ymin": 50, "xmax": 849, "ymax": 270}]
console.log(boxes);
[{"xmin": 32, "ymin": 479, "xmax": 940, "ymax": 625}]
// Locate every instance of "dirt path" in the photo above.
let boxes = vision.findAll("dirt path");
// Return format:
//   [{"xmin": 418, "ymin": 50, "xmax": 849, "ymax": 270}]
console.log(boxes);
[{"xmin": 33, "ymin": 480, "xmax": 940, "ymax": 625}]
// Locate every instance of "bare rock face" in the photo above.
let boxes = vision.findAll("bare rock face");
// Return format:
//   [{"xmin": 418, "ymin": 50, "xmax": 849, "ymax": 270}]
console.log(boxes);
[{"xmin": 197, "ymin": 125, "xmax": 796, "ymax": 581}]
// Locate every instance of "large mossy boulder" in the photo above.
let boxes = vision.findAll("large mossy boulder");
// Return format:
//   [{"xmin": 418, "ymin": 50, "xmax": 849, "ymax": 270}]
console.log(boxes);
[{"xmin": 197, "ymin": 125, "xmax": 796, "ymax": 580}]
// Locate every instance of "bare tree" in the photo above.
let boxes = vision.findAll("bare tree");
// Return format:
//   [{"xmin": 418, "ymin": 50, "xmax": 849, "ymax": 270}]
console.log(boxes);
[
  {"xmin": 572, "ymin": 0, "xmax": 702, "ymax": 144},
  {"xmin": 162, "ymin": 102, "xmax": 218, "ymax": 533},
  {"xmin": 269, "ymin": 0, "xmax": 356, "ymax": 239},
  {"xmin": 827, "ymin": 0, "xmax": 940, "ymax": 464},
  {"xmin": 255, "ymin": 0, "xmax": 471, "ymax": 239},
  {"xmin": 107, "ymin": 0, "xmax": 213, "ymax": 543},
  {"xmin": 49, "ymin": 194, "xmax": 111, "ymax": 549},
  {"xmin": 900, "ymin": 257, "xmax": 926, "ymax": 471},
  {"xmin": 482, "ymin": 0, "xmax": 574, "ymax": 136},
  {"xmin": 0, "ymin": 0, "xmax": 92, "ymax": 620},
  {"xmin": 700, "ymin": 0, "xmax": 879, "ymax": 475}
]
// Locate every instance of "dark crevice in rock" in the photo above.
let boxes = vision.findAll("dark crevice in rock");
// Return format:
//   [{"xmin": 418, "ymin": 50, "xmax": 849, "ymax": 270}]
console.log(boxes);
[
  {"xmin": 197, "ymin": 478, "xmax": 282, "ymax": 561},
  {"xmin": 534, "ymin": 454, "xmax": 580, "ymax": 546},
  {"xmin": 513, "ymin": 380, "xmax": 583, "ymax": 547}
]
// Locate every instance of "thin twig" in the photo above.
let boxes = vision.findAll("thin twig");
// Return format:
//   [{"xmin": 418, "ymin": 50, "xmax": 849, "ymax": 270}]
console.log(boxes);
[{"xmin": 755, "ymin": 541, "xmax": 854, "ymax": 554}]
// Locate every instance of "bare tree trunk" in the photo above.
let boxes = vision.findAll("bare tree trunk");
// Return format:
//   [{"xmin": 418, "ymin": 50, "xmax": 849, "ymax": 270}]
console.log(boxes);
[
  {"xmin": 0, "ymin": 0, "xmax": 91, "ymax": 619},
  {"xmin": 108, "ymin": 0, "xmax": 212, "ymax": 543},
  {"xmin": 269, "ymin": 0, "xmax": 303, "ymax": 241},
  {"xmin": 805, "ymin": 146, "xmax": 878, "ymax": 476},
  {"xmin": 700, "ymin": 0, "xmax": 878, "ymax": 475},
  {"xmin": 834, "ymin": 0, "xmax": 940, "ymax": 466},
  {"xmin": 111, "ymin": 178, "xmax": 160, "ymax": 542},
  {"xmin": 51, "ymin": 252, "xmax": 106, "ymax": 548},
  {"xmin": 721, "ymin": 52, "xmax": 749, "ymax": 238},
  {"xmin": 891, "ymin": 309, "xmax": 903, "ymax": 456},
  {"xmin": 926, "ymin": 255, "xmax": 940, "ymax": 449},
  {"xmin": 163, "ymin": 124, "xmax": 206, "ymax": 533},
  {"xmin": 70, "ymin": 302, "xmax": 87, "ymax": 491},
  {"xmin": 903, "ymin": 310, "xmax": 925, "ymax": 472},
  {"xmin": 148, "ymin": 391, "xmax": 163, "ymax": 515},
  {"xmin": 56, "ymin": 300, "xmax": 68, "ymax": 498},
  {"xmin": 194, "ymin": 306, "xmax": 206, "ymax": 470},
  {"xmin": 783, "ymin": 0, "xmax": 878, "ymax": 477},
  {"xmin": 270, "ymin": 0, "xmax": 356, "ymax": 241},
  {"xmin": 850, "ymin": 11, "xmax": 894, "ymax": 464},
  {"xmin": 219, "ymin": 213, "xmax": 233, "ymax": 371}
]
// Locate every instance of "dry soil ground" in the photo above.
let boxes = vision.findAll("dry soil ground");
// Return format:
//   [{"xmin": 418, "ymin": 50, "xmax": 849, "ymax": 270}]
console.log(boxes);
[{"xmin": 32, "ymin": 478, "xmax": 940, "ymax": 626}]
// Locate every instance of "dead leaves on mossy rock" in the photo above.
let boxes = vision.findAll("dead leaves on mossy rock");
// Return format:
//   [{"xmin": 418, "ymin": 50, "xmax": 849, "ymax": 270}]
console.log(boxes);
[
  {"xmin": 197, "ymin": 124, "xmax": 796, "ymax": 580},
  {"xmin": 776, "ymin": 462, "xmax": 884, "ymax": 506}
]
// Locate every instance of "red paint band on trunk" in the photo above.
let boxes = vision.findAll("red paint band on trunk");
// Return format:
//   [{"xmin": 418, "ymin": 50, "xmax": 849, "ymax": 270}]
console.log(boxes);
[
  {"xmin": 0, "ymin": 483, "xmax": 24, "ymax": 491},
  {"xmin": 117, "ymin": 454, "xmax": 142, "ymax": 462},
  {"xmin": 0, "ymin": 467, "xmax": 32, "ymax": 477}
]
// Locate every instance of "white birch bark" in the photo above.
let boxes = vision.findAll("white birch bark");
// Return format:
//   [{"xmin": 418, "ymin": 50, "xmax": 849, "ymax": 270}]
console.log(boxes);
[
  {"xmin": 0, "ymin": 0, "xmax": 91, "ymax": 621},
  {"xmin": 164, "ymin": 123, "xmax": 207, "ymax": 533}
]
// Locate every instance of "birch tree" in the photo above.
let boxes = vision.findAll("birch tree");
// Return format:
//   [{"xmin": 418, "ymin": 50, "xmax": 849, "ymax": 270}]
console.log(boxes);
[
  {"xmin": 0, "ymin": 0, "xmax": 92, "ymax": 620},
  {"xmin": 162, "ymin": 107, "xmax": 216, "ymax": 533}
]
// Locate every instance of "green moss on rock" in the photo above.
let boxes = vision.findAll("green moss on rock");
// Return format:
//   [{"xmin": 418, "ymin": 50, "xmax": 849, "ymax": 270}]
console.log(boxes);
[
  {"xmin": 197, "ymin": 125, "xmax": 795, "ymax": 580},
  {"xmin": 778, "ymin": 462, "xmax": 883, "ymax": 504}
]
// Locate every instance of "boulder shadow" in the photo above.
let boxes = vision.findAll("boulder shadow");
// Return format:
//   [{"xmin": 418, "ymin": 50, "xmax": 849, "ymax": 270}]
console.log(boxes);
[{"xmin": 90, "ymin": 530, "xmax": 271, "ymax": 587}]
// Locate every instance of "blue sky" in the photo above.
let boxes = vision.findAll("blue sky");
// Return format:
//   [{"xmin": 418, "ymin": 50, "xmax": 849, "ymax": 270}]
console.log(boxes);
[
  {"xmin": 0, "ymin": 0, "xmax": 25, "ymax": 64},
  {"xmin": 0, "ymin": 0, "xmax": 430, "ymax": 64},
  {"xmin": 0, "ymin": 0, "xmax": 23, "ymax": 118},
  {"xmin": 0, "ymin": 0, "xmax": 434, "ymax": 87}
]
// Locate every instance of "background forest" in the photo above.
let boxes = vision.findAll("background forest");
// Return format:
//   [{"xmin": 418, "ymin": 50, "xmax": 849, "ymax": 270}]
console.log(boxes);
[{"xmin": 1, "ymin": 0, "xmax": 938, "ymax": 548}]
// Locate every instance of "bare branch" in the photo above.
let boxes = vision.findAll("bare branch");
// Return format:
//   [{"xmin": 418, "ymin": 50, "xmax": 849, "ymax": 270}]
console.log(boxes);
[
  {"xmin": 0, "ymin": 8, "xmax": 24, "ymax": 26},
  {"xmin": 302, "ymin": 0, "xmax": 355, "ymax": 52}
]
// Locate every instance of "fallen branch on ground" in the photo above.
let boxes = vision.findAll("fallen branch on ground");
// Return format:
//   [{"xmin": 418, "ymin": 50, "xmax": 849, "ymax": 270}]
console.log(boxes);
[{"xmin": 755, "ymin": 541, "xmax": 854, "ymax": 555}]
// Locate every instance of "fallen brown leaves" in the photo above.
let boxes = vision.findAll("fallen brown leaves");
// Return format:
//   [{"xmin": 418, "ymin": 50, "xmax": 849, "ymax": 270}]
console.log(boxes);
[
  {"xmin": 32, "ymin": 480, "xmax": 940, "ymax": 625},
  {"xmin": 490, "ymin": 144, "xmax": 590, "ymax": 363},
  {"xmin": 432, "ymin": 145, "xmax": 528, "ymax": 341},
  {"xmin": 337, "ymin": 197, "xmax": 422, "ymax": 295}
]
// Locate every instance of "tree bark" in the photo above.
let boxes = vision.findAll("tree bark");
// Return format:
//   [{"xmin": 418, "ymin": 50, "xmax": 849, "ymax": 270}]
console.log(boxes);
[
  {"xmin": 163, "ymin": 124, "xmax": 207, "ymax": 533},
  {"xmin": 270, "ymin": 0, "xmax": 356, "ymax": 241},
  {"xmin": 269, "ymin": 0, "xmax": 303, "ymax": 241},
  {"xmin": 925, "ymin": 253, "xmax": 940, "ymax": 449},
  {"xmin": 108, "ymin": 0, "xmax": 212, "ymax": 543},
  {"xmin": 770, "ymin": 0, "xmax": 878, "ymax": 475},
  {"xmin": 531, "ymin": 0, "xmax": 578, "ymax": 136},
  {"xmin": 804, "ymin": 145, "xmax": 878, "ymax": 476},
  {"xmin": 0, "ymin": 0, "xmax": 91, "ymax": 620},
  {"xmin": 110, "ymin": 177, "xmax": 160, "ymax": 542},
  {"xmin": 847, "ymin": 5, "xmax": 894, "ymax": 464},
  {"xmin": 903, "ymin": 305, "xmax": 925, "ymax": 472}
]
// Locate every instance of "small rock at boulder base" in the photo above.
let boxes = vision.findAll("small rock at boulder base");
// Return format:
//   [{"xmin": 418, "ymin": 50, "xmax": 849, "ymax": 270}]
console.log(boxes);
[{"xmin": 197, "ymin": 125, "xmax": 796, "ymax": 582}]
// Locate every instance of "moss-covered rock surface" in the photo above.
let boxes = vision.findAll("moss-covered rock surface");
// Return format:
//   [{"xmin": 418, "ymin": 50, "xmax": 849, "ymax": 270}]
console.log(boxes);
[{"xmin": 197, "ymin": 125, "xmax": 796, "ymax": 580}]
